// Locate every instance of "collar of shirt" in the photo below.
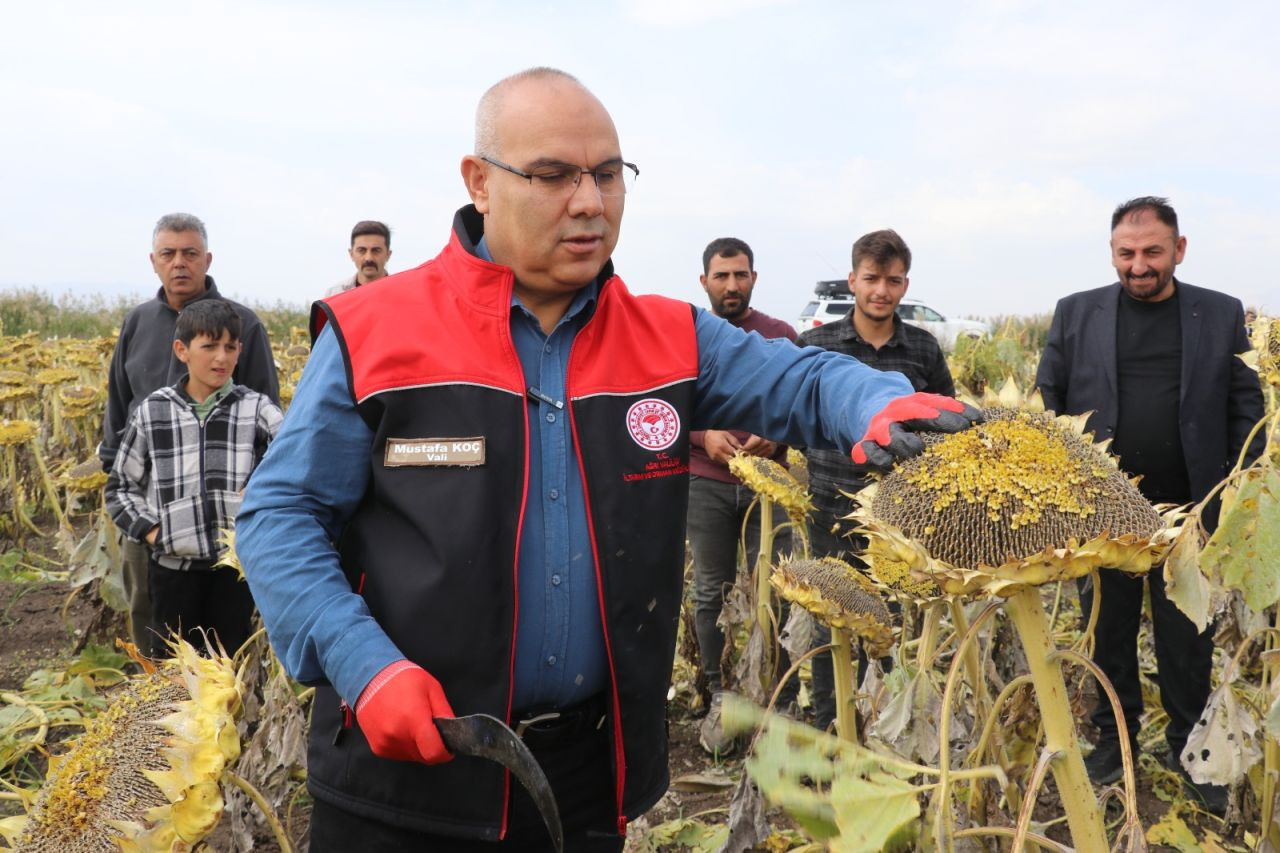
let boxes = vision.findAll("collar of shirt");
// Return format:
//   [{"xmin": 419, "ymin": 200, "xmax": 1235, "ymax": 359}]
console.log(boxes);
[
  {"xmin": 184, "ymin": 377, "xmax": 235, "ymax": 422},
  {"xmin": 474, "ymin": 236, "xmax": 600, "ymax": 330},
  {"xmin": 845, "ymin": 309, "xmax": 905, "ymax": 348}
]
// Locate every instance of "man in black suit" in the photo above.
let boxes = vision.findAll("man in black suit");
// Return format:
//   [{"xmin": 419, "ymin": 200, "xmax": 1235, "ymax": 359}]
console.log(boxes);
[{"xmin": 1036, "ymin": 197, "xmax": 1262, "ymax": 811}]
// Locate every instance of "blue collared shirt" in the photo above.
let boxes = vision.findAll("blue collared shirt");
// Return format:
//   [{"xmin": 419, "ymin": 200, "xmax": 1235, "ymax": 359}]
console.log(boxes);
[
  {"xmin": 479, "ymin": 236, "xmax": 606, "ymax": 708},
  {"xmin": 236, "ymin": 251, "xmax": 913, "ymax": 713}
]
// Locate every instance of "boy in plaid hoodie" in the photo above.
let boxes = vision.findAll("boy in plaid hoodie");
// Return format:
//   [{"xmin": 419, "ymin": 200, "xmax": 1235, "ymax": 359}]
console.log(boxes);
[{"xmin": 107, "ymin": 300, "xmax": 283, "ymax": 656}]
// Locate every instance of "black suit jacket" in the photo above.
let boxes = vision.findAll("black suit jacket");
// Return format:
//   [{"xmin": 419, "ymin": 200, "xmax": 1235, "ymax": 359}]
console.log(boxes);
[{"xmin": 1035, "ymin": 280, "xmax": 1263, "ymax": 503}]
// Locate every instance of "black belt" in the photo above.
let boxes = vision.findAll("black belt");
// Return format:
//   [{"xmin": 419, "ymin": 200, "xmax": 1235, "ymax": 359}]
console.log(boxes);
[{"xmin": 512, "ymin": 693, "xmax": 608, "ymax": 746}]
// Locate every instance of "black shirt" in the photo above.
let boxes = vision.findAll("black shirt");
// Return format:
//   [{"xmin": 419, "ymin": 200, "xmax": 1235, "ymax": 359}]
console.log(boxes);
[
  {"xmin": 798, "ymin": 310, "xmax": 955, "ymax": 517},
  {"xmin": 1113, "ymin": 289, "xmax": 1190, "ymax": 502}
]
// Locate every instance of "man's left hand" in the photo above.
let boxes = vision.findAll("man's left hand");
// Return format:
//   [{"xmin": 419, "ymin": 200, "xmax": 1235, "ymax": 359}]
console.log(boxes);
[
  {"xmin": 851, "ymin": 393, "xmax": 982, "ymax": 471},
  {"xmin": 740, "ymin": 435, "xmax": 778, "ymax": 458}
]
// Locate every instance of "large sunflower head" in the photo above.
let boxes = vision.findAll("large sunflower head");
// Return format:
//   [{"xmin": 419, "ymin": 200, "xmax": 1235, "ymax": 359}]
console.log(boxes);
[
  {"xmin": 772, "ymin": 557, "xmax": 895, "ymax": 656},
  {"xmin": 14, "ymin": 637, "xmax": 243, "ymax": 852},
  {"xmin": 852, "ymin": 408, "xmax": 1175, "ymax": 598}
]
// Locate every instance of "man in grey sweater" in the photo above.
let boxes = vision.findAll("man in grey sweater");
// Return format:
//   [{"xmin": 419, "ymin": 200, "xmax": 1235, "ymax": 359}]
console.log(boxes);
[{"xmin": 101, "ymin": 212, "xmax": 279, "ymax": 655}]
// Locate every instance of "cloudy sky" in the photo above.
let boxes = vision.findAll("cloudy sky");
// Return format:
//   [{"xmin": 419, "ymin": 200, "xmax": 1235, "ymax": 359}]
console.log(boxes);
[{"xmin": 3, "ymin": 0, "xmax": 1277, "ymax": 326}]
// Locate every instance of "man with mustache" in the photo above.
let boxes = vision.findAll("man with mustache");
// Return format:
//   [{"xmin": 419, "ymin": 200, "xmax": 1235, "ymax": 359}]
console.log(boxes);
[
  {"xmin": 798, "ymin": 229, "xmax": 955, "ymax": 733},
  {"xmin": 687, "ymin": 237, "xmax": 800, "ymax": 756},
  {"xmin": 101, "ymin": 212, "xmax": 279, "ymax": 655},
  {"xmin": 326, "ymin": 220, "xmax": 393, "ymax": 296},
  {"xmin": 1036, "ymin": 196, "xmax": 1262, "ymax": 815},
  {"xmin": 236, "ymin": 68, "xmax": 979, "ymax": 851}
]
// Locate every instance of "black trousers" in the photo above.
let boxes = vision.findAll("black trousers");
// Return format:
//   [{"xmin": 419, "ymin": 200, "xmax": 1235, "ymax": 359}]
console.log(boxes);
[
  {"xmin": 309, "ymin": 702, "xmax": 625, "ymax": 853},
  {"xmin": 147, "ymin": 559, "xmax": 256, "ymax": 657},
  {"xmin": 1080, "ymin": 567, "xmax": 1213, "ymax": 755}
]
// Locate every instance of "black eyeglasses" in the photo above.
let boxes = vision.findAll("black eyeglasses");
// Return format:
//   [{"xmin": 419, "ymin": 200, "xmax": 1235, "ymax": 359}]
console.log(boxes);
[{"xmin": 481, "ymin": 156, "xmax": 638, "ymax": 197}]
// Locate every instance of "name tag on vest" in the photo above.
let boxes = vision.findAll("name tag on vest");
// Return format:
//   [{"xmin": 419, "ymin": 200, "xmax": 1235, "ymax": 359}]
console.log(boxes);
[{"xmin": 384, "ymin": 437, "xmax": 486, "ymax": 467}]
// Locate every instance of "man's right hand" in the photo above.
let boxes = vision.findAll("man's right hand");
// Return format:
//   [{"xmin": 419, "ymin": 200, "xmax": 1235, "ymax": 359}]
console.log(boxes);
[
  {"xmin": 355, "ymin": 660, "xmax": 456, "ymax": 764},
  {"xmin": 702, "ymin": 429, "xmax": 743, "ymax": 464}
]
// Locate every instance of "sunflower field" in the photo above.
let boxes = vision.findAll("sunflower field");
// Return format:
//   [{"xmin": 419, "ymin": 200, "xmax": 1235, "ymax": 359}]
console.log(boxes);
[{"xmin": 0, "ymin": 292, "xmax": 1278, "ymax": 852}]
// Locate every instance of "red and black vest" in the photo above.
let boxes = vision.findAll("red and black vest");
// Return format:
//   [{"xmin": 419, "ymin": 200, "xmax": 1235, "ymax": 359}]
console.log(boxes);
[{"xmin": 306, "ymin": 207, "xmax": 699, "ymax": 840}]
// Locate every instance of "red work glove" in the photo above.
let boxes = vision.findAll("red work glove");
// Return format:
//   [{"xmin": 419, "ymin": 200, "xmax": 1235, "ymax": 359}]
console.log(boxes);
[
  {"xmin": 355, "ymin": 659, "xmax": 456, "ymax": 764},
  {"xmin": 851, "ymin": 392, "xmax": 982, "ymax": 470}
]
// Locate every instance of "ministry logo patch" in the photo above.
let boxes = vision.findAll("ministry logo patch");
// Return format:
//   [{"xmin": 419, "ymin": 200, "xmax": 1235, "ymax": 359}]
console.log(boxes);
[{"xmin": 625, "ymin": 398, "xmax": 680, "ymax": 451}]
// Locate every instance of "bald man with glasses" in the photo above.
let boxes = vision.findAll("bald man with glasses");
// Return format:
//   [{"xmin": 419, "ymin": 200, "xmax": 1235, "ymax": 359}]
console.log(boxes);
[{"xmin": 237, "ymin": 66, "xmax": 978, "ymax": 851}]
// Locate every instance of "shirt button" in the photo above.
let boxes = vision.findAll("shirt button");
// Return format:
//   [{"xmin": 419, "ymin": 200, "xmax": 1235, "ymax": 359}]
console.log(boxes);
[
  {"xmin": 547, "ymin": 655, "xmax": 557, "ymax": 666},
  {"xmin": 551, "ymin": 574, "xmax": 561, "ymax": 586},
  {"xmin": 544, "ymin": 344, "xmax": 552, "ymax": 353},
  {"xmin": 549, "ymin": 488, "xmax": 559, "ymax": 500},
  {"xmin": 546, "ymin": 412, "xmax": 556, "ymax": 423}
]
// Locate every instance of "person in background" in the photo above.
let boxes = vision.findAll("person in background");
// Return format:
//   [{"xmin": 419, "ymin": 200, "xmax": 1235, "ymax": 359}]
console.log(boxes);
[
  {"xmin": 326, "ymin": 220, "xmax": 393, "ymax": 296},
  {"xmin": 105, "ymin": 300, "xmax": 282, "ymax": 656},
  {"xmin": 687, "ymin": 236, "xmax": 801, "ymax": 756},
  {"xmin": 101, "ymin": 213, "xmax": 279, "ymax": 655},
  {"xmin": 799, "ymin": 228, "xmax": 955, "ymax": 732},
  {"xmin": 1036, "ymin": 196, "xmax": 1263, "ymax": 814}
]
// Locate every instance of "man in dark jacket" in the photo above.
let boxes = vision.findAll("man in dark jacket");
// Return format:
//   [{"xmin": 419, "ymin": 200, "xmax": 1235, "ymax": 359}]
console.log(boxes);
[
  {"xmin": 101, "ymin": 212, "xmax": 279, "ymax": 654},
  {"xmin": 1035, "ymin": 196, "xmax": 1262, "ymax": 812}
]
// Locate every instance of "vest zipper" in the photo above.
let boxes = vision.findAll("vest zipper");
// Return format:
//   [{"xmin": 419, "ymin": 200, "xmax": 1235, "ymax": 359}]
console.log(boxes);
[{"xmin": 563, "ymin": 345, "xmax": 628, "ymax": 837}]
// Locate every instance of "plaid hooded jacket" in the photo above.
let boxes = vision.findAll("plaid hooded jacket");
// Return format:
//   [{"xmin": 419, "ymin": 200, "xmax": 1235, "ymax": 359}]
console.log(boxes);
[{"xmin": 106, "ymin": 381, "xmax": 283, "ymax": 570}]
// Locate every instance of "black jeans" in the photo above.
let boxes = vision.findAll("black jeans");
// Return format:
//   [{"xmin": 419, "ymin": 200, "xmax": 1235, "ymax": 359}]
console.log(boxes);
[
  {"xmin": 686, "ymin": 475, "xmax": 798, "ymax": 698},
  {"xmin": 147, "ymin": 559, "xmax": 256, "ymax": 656},
  {"xmin": 1080, "ymin": 567, "xmax": 1213, "ymax": 755},
  {"xmin": 309, "ymin": 702, "xmax": 625, "ymax": 852}
]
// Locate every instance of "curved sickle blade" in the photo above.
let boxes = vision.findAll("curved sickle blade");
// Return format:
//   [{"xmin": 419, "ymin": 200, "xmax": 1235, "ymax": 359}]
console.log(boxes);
[{"xmin": 435, "ymin": 714, "xmax": 564, "ymax": 853}]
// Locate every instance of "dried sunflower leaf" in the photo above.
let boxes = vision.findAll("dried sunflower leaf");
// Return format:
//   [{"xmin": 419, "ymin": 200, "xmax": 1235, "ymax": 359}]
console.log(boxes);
[
  {"xmin": 868, "ymin": 669, "xmax": 942, "ymax": 765},
  {"xmin": 1201, "ymin": 467, "xmax": 1280, "ymax": 612},
  {"xmin": 670, "ymin": 772, "xmax": 735, "ymax": 792},
  {"xmin": 1145, "ymin": 810, "xmax": 1200, "ymax": 851},
  {"xmin": 1180, "ymin": 683, "xmax": 1262, "ymax": 785},
  {"xmin": 720, "ymin": 771, "xmax": 770, "ymax": 853},
  {"xmin": 644, "ymin": 816, "xmax": 728, "ymax": 852},
  {"xmin": 732, "ymin": 623, "xmax": 769, "ymax": 705},
  {"xmin": 1164, "ymin": 515, "xmax": 1213, "ymax": 632},
  {"xmin": 779, "ymin": 605, "xmax": 817, "ymax": 664}
]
